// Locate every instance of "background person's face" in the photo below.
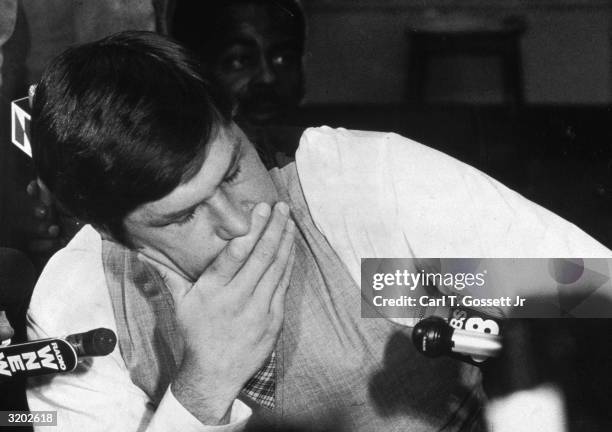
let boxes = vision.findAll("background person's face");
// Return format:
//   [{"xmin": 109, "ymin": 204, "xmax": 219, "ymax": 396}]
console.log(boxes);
[
  {"xmin": 123, "ymin": 123, "xmax": 279, "ymax": 281},
  {"xmin": 213, "ymin": 3, "xmax": 304, "ymax": 125}
]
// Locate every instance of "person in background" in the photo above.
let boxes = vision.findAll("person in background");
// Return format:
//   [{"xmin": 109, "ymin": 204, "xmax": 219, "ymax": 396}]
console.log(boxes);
[{"xmin": 171, "ymin": 0, "xmax": 306, "ymax": 168}]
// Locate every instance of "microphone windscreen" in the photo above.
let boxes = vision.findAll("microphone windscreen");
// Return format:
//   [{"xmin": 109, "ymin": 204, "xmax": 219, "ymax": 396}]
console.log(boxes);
[
  {"xmin": 0, "ymin": 248, "xmax": 36, "ymax": 310},
  {"xmin": 66, "ymin": 328, "xmax": 117, "ymax": 357}
]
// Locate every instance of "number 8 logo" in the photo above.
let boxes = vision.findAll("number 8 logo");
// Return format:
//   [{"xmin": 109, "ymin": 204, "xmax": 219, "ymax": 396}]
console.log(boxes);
[{"xmin": 465, "ymin": 317, "xmax": 500, "ymax": 336}]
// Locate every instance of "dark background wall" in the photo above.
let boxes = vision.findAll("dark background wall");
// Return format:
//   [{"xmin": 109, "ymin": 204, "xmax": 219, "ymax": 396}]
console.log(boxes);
[{"xmin": 302, "ymin": 0, "xmax": 612, "ymax": 105}]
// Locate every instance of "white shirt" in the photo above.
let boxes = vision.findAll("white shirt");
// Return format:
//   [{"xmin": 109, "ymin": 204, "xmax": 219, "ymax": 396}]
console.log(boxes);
[{"xmin": 27, "ymin": 225, "xmax": 251, "ymax": 432}]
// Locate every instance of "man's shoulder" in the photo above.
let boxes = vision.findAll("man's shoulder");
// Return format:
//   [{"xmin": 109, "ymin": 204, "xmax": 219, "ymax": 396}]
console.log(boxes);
[
  {"xmin": 35, "ymin": 224, "xmax": 104, "ymax": 293},
  {"xmin": 293, "ymin": 126, "xmax": 612, "ymax": 264},
  {"xmin": 295, "ymin": 126, "xmax": 458, "ymax": 187},
  {"xmin": 28, "ymin": 225, "xmax": 115, "ymax": 336}
]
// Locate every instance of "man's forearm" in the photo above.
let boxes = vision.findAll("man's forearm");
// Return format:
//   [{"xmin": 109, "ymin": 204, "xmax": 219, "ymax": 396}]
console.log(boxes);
[{"xmin": 171, "ymin": 353, "xmax": 239, "ymax": 425}]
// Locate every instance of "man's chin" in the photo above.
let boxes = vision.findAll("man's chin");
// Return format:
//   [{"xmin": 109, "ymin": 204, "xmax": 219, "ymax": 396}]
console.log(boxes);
[{"xmin": 241, "ymin": 105, "xmax": 282, "ymax": 125}]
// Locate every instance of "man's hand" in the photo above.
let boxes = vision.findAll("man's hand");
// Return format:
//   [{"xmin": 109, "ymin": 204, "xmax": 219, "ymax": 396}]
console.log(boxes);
[
  {"xmin": 172, "ymin": 201, "xmax": 295, "ymax": 424},
  {"xmin": 25, "ymin": 179, "xmax": 61, "ymax": 253},
  {"xmin": 25, "ymin": 179, "xmax": 83, "ymax": 254},
  {"xmin": 0, "ymin": 311, "xmax": 14, "ymax": 345}
]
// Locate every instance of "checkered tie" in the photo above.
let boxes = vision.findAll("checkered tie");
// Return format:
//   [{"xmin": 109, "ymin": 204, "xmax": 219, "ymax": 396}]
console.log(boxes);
[{"xmin": 241, "ymin": 351, "xmax": 276, "ymax": 409}]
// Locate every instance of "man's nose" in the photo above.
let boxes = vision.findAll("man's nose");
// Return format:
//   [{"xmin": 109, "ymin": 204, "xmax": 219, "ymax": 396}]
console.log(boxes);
[
  {"xmin": 254, "ymin": 56, "xmax": 276, "ymax": 85},
  {"xmin": 208, "ymin": 191, "xmax": 250, "ymax": 240}
]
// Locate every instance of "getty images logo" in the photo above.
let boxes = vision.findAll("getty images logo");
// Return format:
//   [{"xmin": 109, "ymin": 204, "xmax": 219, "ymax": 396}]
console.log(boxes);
[{"xmin": 0, "ymin": 342, "xmax": 67, "ymax": 377}]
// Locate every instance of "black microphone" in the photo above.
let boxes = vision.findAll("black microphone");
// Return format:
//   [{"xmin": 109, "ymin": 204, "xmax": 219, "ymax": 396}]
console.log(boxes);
[
  {"xmin": 65, "ymin": 328, "xmax": 117, "ymax": 357},
  {"xmin": 0, "ymin": 328, "xmax": 116, "ymax": 381},
  {"xmin": 412, "ymin": 316, "xmax": 502, "ymax": 360}
]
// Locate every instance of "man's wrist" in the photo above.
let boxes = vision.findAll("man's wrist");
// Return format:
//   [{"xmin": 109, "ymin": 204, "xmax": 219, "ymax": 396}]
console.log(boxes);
[
  {"xmin": 151, "ymin": 386, "xmax": 252, "ymax": 431},
  {"xmin": 172, "ymin": 354, "xmax": 240, "ymax": 425}
]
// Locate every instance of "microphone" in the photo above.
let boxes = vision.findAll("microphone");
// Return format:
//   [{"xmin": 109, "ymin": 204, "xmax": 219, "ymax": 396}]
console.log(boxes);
[
  {"xmin": 412, "ymin": 316, "xmax": 502, "ymax": 360},
  {"xmin": 65, "ymin": 328, "xmax": 117, "ymax": 357},
  {"xmin": 0, "ymin": 328, "xmax": 116, "ymax": 381}
]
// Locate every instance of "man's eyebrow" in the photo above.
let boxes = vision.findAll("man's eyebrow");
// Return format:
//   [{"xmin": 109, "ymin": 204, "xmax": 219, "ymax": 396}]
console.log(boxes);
[
  {"xmin": 224, "ymin": 137, "xmax": 243, "ymax": 180},
  {"xmin": 270, "ymin": 38, "xmax": 302, "ymax": 51},
  {"xmin": 149, "ymin": 203, "xmax": 199, "ymax": 226},
  {"xmin": 148, "ymin": 137, "xmax": 242, "ymax": 226},
  {"xmin": 224, "ymin": 37, "xmax": 258, "ymax": 50}
]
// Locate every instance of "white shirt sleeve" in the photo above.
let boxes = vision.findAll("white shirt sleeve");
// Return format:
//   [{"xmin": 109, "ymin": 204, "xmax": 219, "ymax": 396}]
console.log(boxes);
[
  {"xmin": 26, "ymin": 227, "xmax": 251, "ymax": 432},
  {"xmin": 148, "ymin": 387, "xmax": 251, "ymax": 432},
  {"xmin": 296, "ymin": 127, "xmax": 612, "ymax": 275},
  {"xmin": 295, "ymin": 127, "xmax": 612, "ymax": 322}
]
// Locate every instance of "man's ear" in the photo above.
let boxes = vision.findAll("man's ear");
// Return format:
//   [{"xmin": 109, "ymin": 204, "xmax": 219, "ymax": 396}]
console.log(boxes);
[{"xmin": 96, "ymin": 224, "xmax": 133, "ymax": 249}]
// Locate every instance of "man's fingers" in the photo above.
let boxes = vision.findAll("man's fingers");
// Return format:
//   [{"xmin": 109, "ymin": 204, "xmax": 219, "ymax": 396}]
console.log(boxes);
[
  {"xmin": 26, "ymin": 180, "xmax": 39, "ymax": 198},
  {"xmin": 35, "ymin": 222, "xmax": 60, "ymax": 237},
  {"xmin": 37, "ymin": 179, "xmax": 54, "ymax": 206},
  {"xmin": 33, "ymin": 205, "xmax": 48, "ymax": 219},
  {"xmin": 205, "ymin": 202, "xmax": 271, "ymax": 285},
  {"xmin": 252, "ymin": 219, "xmax": 295, "ymax": 309},
  {"xmin": 0, "ymin": 311, "xmax": 14, "ymax": 342},
  {"xmin": 268, "ymin": 243, "xmax": 296, "ymax": 326},
  {"xmin": 232, "ymin": 202, "xmax": 291, "ymax": 290}
]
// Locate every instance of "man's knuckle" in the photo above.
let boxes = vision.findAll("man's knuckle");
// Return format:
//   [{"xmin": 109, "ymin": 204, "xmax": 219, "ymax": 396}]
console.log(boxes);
[
  {"xmin": 227, "ymin": 242, "xmax": 249, "ymax": 261},
  {"xmin": 204, "ymin": 261, "xmax": 223, "ymax": 278},
  {"xmin": 257, "ymin": 244, "xmax": 278, "ymax": 262}
]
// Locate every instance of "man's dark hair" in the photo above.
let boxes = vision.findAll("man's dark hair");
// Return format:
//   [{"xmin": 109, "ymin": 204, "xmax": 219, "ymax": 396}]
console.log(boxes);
[
  {"xmin": 171, "ymin": 0, "xmax": 306, "ymax": 60},
  {"xmin": 31, "ymin": 31, "xmax": 233, "ymax": 243}
]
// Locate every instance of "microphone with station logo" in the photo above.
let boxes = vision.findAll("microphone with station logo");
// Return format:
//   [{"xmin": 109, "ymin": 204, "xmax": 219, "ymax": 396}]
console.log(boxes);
[
  {"xmin": 411, "ymin": 304, "xmax": 504, "ymax": 365},
  {"xmin": 412, "ymin": 316, "xmax": 502, "ymax": 362},
  {"xmin": 0, "ymin": 328, "xmax": 116, "ymax": 381}
]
